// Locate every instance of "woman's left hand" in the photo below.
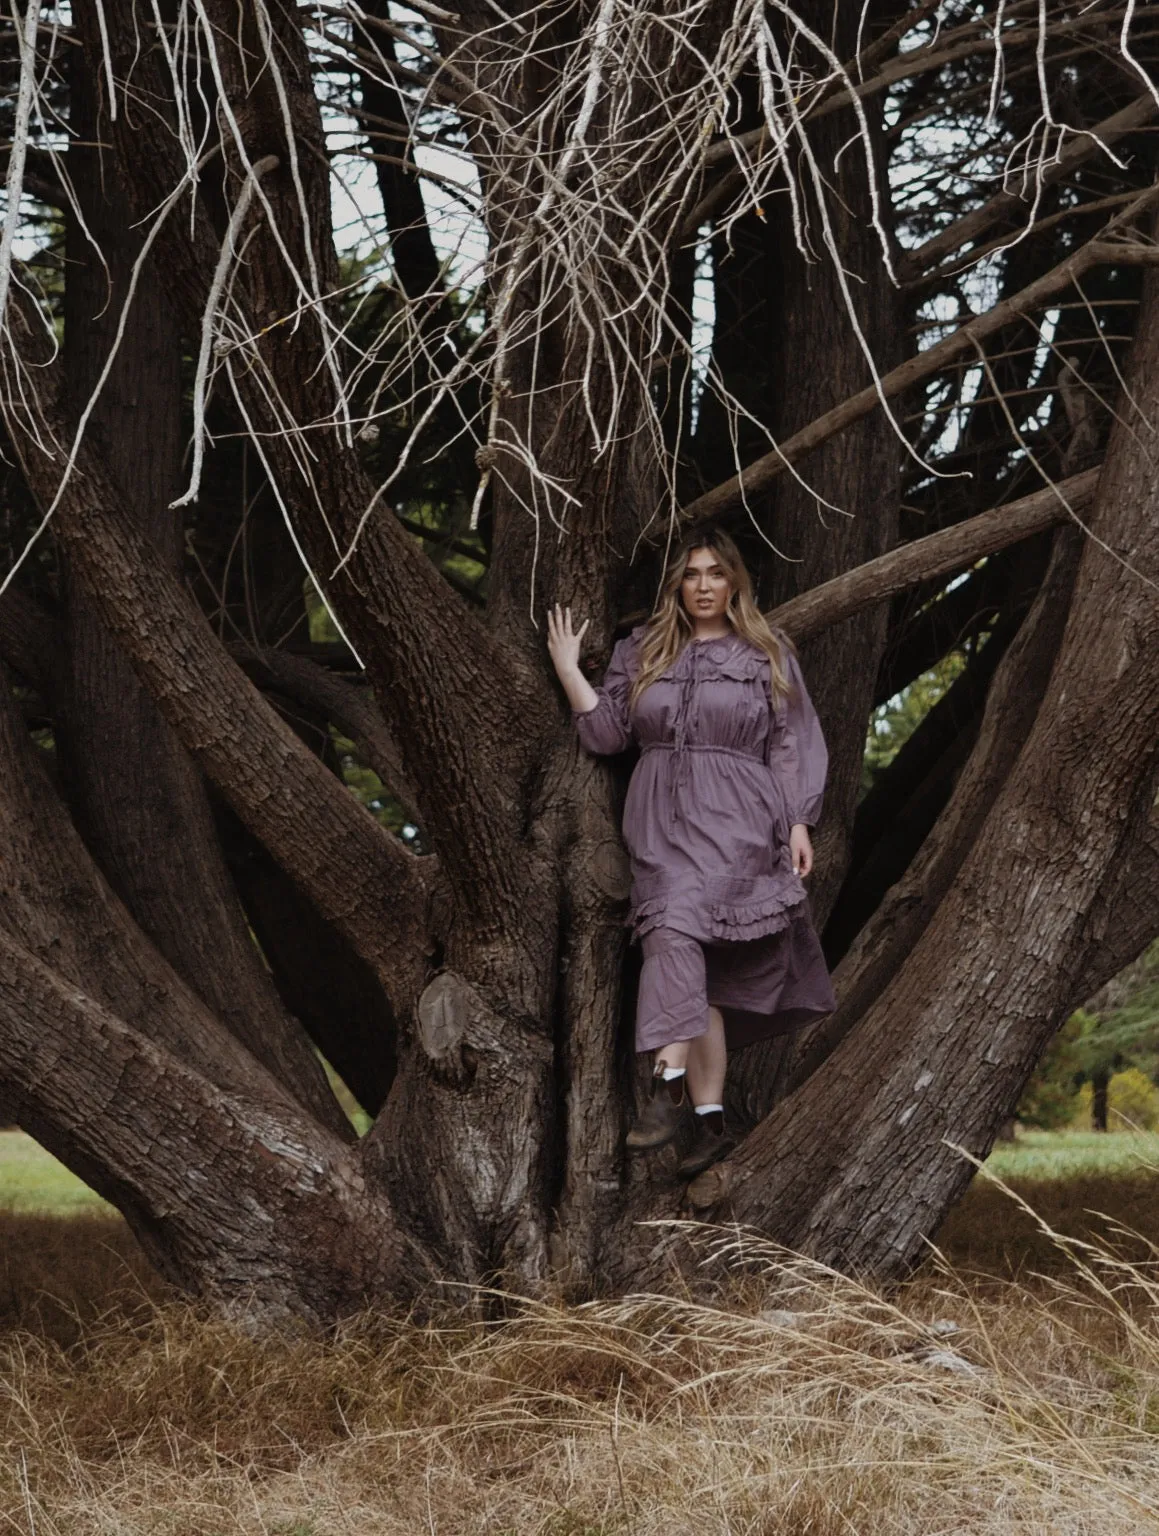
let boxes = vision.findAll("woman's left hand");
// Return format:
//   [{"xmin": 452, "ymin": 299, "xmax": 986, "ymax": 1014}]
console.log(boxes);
[{"xmin": 789, "ymin": 824, "xmax": 813, "ymax": 878}]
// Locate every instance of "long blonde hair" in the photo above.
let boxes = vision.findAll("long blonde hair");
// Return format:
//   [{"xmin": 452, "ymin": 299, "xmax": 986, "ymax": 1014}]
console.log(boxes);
[{"xmin": 628, "ymin": 526, "xmax": 795, "ymax": 710}]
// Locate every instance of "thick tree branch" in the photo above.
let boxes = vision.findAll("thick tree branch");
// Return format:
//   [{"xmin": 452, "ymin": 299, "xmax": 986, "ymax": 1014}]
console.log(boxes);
[
  {"xmin": 683, "ymin": 194, "xmax": 1159, "ymax": 524},
  {"xmin": 217, "ymin": 807, "xmax": 399, "ymax": 1117},
  {"xmin": 0, "ymin": 660, "xmax": 300, "ymax": 1112},
  {"xmin": 0, "ymin": 586, "xmax": 54, "ymax": 693},
  {"xmin": 6, "ymin": 394, "xmax": 435, "ymax": 1018},
  {"xmin": 766, "ymin": 467, "xmax": 1100, "ymax": 643},
  {"xmin": 0, "ymin": 929, "xmax": 418, "ymax": 1322},
  {"xmin": 83, "ymin": 0, "xmax": 553, "ymax": 936},
  {"xmin": 873, "ymin": 556, "xmax": 1014, "ymax": 706},
  {"xmin": 53, "ymin": 46, "xmax": 352, "ymax": 1142},
  {"xmin": 697, "ymin": 263, "xmax": 1159, "ymax": 1271},
  {"xmin": 786, "ymin": 524, "xmax": 1086, "ymax": 1093},
  {"xmin": 238, "ymin": 646, "xmax": 419, "ymax": 813},
  {"xmin": 1076, "ymin": 801, "xmax": 1159, "ymax": 999}
]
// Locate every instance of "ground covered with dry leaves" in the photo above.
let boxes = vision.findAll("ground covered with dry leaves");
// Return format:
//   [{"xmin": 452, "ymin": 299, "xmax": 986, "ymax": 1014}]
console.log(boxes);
[{"xmin": 3, "ymin": 1168, "xmax": 1159, "ymax": 1534}]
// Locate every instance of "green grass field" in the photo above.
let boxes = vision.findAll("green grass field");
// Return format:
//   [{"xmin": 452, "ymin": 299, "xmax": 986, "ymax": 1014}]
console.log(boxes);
[
  {"xmin": 3, "ymin": 1125, "xmax": 1158, "ymax": 1217},
  {"xmin": 0, "ymin": 1130, "xmax": 113, "ymax": 1215},
  {"xmin": 984, "ymin": 1126, "xmax": 1159, "ymax": 1180}
]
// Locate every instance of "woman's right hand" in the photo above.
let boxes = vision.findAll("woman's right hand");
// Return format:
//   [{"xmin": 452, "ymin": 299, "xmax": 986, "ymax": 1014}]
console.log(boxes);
[{"xmin": 546, "ymin": 603, "xmax": 590, "ymax": 680}]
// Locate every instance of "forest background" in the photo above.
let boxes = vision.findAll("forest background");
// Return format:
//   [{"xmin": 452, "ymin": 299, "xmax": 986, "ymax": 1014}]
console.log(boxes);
[
  {"xmin": 5, "ymin": 1, "xmax": 1159, "ymax": 1529},
  {"xmin": 1, "ymin": 0, "xmax": 1159, "ymax": 1336}
]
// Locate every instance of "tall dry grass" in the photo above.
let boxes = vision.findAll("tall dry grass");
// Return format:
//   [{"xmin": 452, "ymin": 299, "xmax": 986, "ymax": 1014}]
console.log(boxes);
[{"xmin": 4, "ymin": 1174, "xmax": 1159, "ymax": 1534}]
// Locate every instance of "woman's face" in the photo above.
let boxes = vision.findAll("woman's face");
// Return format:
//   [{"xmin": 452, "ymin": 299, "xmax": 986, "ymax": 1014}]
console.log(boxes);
[{"xmin": 680, "ymin": 546, "xmax": 734, "ymax": 625}]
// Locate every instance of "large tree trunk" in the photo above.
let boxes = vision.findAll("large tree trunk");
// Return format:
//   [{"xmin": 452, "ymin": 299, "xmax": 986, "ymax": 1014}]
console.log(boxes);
[
  {"xmin": 55, "ymin": 46, "xmax": 347, "ymax": 1134},
  {"xmin": 608, "ymin": 257, "xmax": 1159, "ymax": 1283},
  {"xmin": 2, "ymin": 0, "xmax": 1159, "ymax": 1324},
  {"xmin": 710, "ymin": 2, "xmax": 902, "ymax": 1128}
]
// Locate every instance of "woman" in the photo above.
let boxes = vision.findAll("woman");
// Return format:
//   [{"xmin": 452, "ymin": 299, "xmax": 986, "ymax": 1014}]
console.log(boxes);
[{"xmin": 547, "ymin": 525, "xmax": 836, "ymax": 1178}]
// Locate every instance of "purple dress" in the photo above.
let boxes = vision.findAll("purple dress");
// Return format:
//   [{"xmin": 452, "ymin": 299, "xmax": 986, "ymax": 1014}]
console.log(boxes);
[{"xmin": 573, "ymin": 624, "xmax": 836, "ymax": 1052}]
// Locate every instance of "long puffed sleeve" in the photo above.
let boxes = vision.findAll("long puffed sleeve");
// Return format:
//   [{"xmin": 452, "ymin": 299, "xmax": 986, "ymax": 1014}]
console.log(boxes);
[
  {"xmin": 572, "ymin": 633, "xmax": 638, "ymax": 756},
  {"xmin": 766, "ymin": 646, "xmax": 828, "ymax": 829}
]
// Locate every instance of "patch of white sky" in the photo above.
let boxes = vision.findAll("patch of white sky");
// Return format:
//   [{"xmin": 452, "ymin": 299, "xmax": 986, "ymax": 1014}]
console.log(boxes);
[
  {"xmin": 6, "ymin": 2, "xmax": 1042, "ymax": 460},
  {"xmin": 323, "ymin": 6, "xmax": 485, "ymax": 293}
]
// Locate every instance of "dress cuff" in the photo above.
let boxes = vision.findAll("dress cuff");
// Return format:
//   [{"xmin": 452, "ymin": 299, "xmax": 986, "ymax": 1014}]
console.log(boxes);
[{"xmin": 791, "ymin": 796, "xmax": 823, "ymax": 830}]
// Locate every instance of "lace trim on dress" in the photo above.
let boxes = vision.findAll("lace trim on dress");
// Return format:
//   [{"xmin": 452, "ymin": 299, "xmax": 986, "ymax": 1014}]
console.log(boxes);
[{"xmin": 652, "ymin": 640, "xmax": 769, "ymax": 687}]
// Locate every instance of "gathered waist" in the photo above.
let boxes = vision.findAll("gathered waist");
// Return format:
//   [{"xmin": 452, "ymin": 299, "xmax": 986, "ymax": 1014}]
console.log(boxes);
[{"xmin": 640, "ymin": 741, "xmax": 765, "ymax": 766}]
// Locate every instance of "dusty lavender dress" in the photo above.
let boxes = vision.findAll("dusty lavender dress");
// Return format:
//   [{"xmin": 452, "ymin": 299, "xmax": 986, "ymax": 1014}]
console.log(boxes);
[{"xmin": 573, "ymin": 624, "xmax": 836, "ymax": 1052}]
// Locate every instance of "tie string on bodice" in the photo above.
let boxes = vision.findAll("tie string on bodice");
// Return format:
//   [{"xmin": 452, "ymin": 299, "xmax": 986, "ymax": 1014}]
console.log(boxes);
[{"xmin": 641, "ymin": 644, "xmax": 765, "ymax": 828}]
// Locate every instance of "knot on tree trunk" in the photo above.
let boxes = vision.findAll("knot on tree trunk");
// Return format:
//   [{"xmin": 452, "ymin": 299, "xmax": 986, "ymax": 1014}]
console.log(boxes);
[{"xmin": 416, "ymin": 970, "xmax": 489, "ymax": 1089}]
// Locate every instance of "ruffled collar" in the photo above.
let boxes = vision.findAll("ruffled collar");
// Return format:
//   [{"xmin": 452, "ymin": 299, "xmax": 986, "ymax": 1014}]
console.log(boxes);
[{"xmin": 628, "ymin": 625, "xmax": 761, "ymax": 677}]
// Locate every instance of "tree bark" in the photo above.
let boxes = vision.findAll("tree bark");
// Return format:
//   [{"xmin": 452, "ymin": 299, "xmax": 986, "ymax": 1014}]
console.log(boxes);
[
  {"xmin": 767, "ymin": 470, "xmax": 1099, "ymax": 645},
  {"xmin": 4, "ymin": 0, "xmax": 1159, "ymax": 1321},
  {"xmin": 683, "ymin": 204, "xmax": 1159, "ymax": 525},
  {"xmin": 755, "ymin": 0, "xmax": 902, "ymax": 928},
  {"xmin": 1091, "ymin": 1070, "xmax": 1110, "ymax": 1133},
  {"xmin": 218, "ymin": 805, "xmax": 398, "ymax": 1117},
  {"xmin": 0, "ymin": 587, "xmax": 53, "ymax": 694},
  {"xmin": 0, "ymin": 662, "xmax": 294, "ymax": 1109},
  {"xmin": 791, "ymin": 521, "xmax": 1085, "ymax": 1089},
  {"xmin": 0, "ymin": 927, "xmax": 418, "ymax": 1323},
  {"xmin": 55, "ymin": 45, "xmax": 346, "ymax": 1134},
  {"xmin": 609, "ymin": 258, "xmax": 1159, "ymax": 1285},
  {"xmin": 8, "ymin": 377, "xmax": 435, "ymax": 1024}
]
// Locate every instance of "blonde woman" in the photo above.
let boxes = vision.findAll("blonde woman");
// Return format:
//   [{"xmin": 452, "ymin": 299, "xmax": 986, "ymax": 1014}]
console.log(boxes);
[{"xmin": 547, "ymin": 525, "xmax": 835, "ymax": 1176}]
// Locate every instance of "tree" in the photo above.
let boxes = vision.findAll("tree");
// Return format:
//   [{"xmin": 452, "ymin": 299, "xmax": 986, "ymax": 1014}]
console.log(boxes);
[
  {"xmin": 1021, "ymin": 944, "xmax": 1159, "ymax": 1130},
  {"xmin": 1, "ymin": 0, "xmax": 1159, "ymax": 1323}
]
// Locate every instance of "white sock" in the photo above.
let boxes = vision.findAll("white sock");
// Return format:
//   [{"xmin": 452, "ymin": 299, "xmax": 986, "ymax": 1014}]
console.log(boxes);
[
  {"xmin": 695, "ymin": 1103, "xmax": 724, "ymax": 1116},
  {"xmin": 660, "ymin": 1066, "xmax": 686, "ymax": 1081}
]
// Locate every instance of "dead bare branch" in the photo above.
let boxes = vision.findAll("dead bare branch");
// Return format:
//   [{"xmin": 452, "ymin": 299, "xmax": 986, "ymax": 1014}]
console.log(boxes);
[{"xmin": 683, "ymin": 191, "xmax": 1159, "ymax": 524}]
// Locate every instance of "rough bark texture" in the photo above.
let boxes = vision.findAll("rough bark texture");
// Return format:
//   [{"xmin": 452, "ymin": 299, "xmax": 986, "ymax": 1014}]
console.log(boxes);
[
  {"xmin": 608, "ymin": 261, "xmax": 1159, "ymax": 1285},
  {"xmin": 793, "ymin": 521, "xmax": 1085, "ymax": 1086},
  {"xmin": 0, "ymin": 587, "xmax": 53, "ymax": 693},
  {"xmin": 12, "ymin": 391, "xmax": 435, "ymax": 1021},
  {"xmin": 56, "ymin": 50, "xmax": 347, "ymax": 1133},
  {"xmin": 0, "ymin": 663, "xmax": 290, "ymax": 1108},
  {"xmin": 1, "ymin": 0, "xmax": 1158, "ymax": 1322},
  {"xmin": 767, "ymin": 470, "xmax": 1099, "ymax": 646},
  {"xmin": 0, "ymin": 928, "xmax": 417, "ymax": 1323}
]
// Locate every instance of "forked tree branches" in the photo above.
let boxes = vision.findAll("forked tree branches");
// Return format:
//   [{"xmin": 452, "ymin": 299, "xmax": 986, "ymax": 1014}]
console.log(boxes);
[
  {"xmin": 683, "ymin": 194, "xmax": 1159, "ymax": 524},
  {"xmin": 4, "ymin": 371, "xmax": 436, "ymax": 1018},
  {"xmin": 0, "ymin": 926, "xmax": 419, "ymax": 1318},
  {"xmin": 3, "ymin": 0, "xmax": 1156, "ymax": 612}
]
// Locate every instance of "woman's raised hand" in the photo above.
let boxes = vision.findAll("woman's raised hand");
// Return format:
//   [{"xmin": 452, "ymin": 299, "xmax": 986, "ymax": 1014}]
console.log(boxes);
[{"xmin": 546, "ymin": 602, "xmax": 590, "ymax": 680}]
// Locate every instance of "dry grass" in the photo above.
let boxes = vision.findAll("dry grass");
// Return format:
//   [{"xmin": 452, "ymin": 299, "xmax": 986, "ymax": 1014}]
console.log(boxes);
[
  {"xmin": 4, "ymin": 1176, "xmax": 1159, "ymax": 1534},
  {"xmin": 935, "ymin": 1166, "xmax": 1159, "ymax": 1284},
  {"xmin": 0, "ymin": 1211, "xmax": 165, "ymax": 1339}
]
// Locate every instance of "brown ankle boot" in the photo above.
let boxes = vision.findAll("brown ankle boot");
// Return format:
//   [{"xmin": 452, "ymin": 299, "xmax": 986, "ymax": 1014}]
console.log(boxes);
[
  {"xmin": 676, "ymin": 1116, "xmax": 736, "ymax": 1177},
  {"xmin": 626, "ymin": 1070, "xmax": 689, "ymax": 1150}
]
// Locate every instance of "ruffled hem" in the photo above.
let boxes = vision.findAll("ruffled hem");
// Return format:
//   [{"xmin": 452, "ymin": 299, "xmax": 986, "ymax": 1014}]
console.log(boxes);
[
  {"xmin": 703, "ymin": 871, "xmax": 807, "ymax": 941},
  {"xmin": 706, "ymin": 891, "xmax": 805, "ymax": 942},
  {"xmin": 624, "ymin": 870, "xmax": 807, "ymax": 944}
]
